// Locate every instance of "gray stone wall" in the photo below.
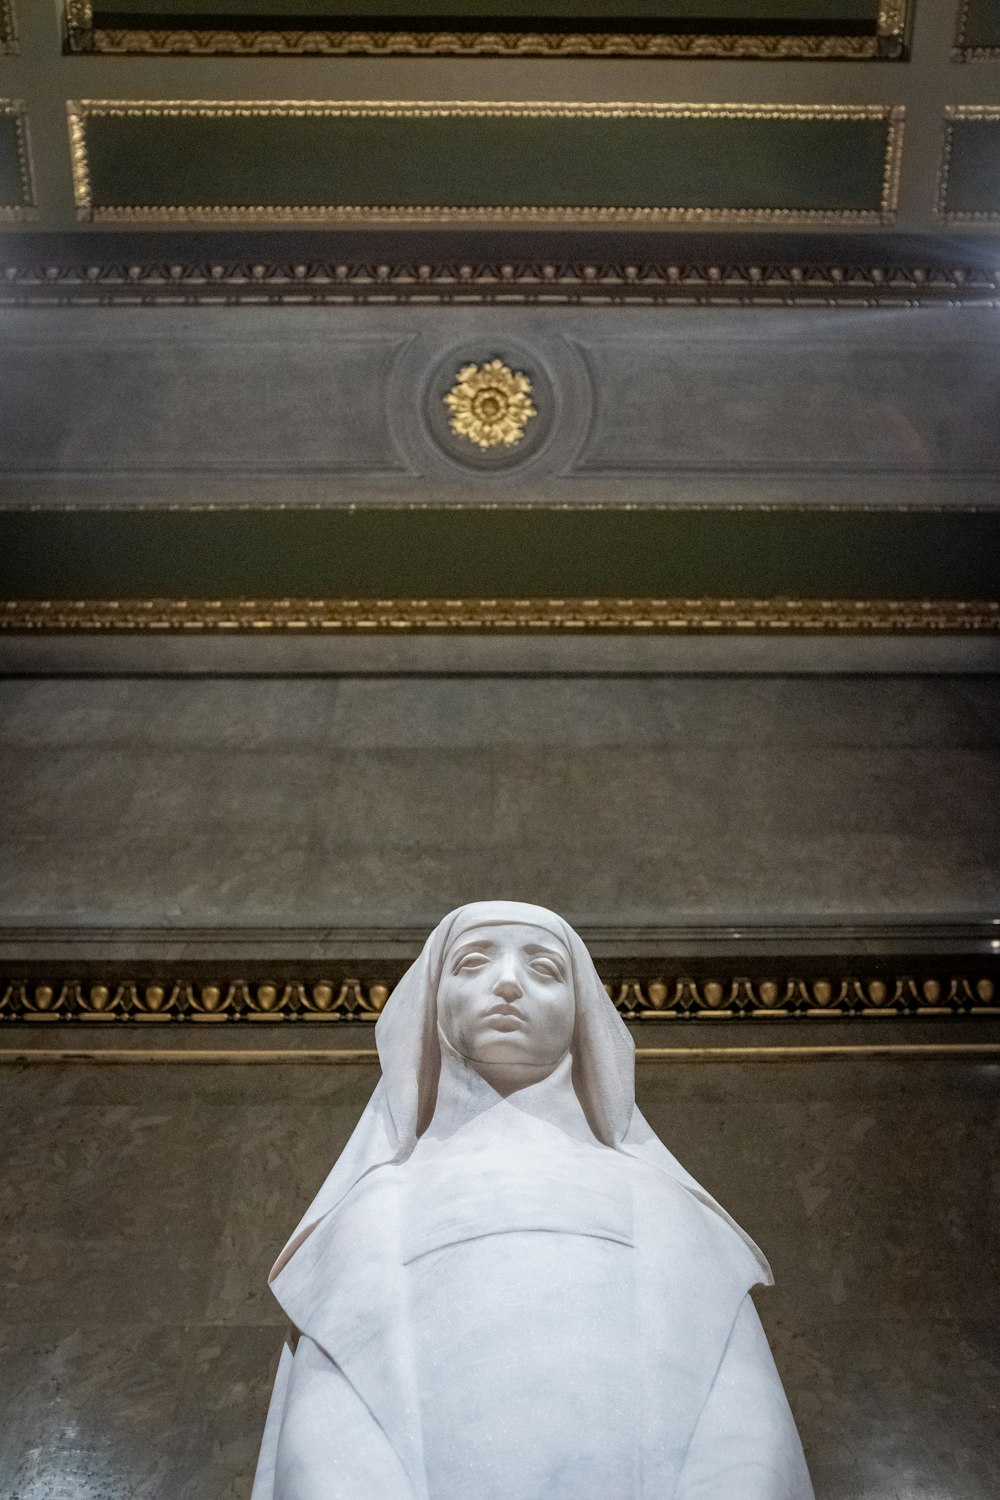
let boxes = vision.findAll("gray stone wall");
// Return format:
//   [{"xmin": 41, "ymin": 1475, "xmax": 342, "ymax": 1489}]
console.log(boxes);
[
  {"xmin": 1, "ymin": 673, "xmax": 997, "ymax": 931},
  {"xmin": 1, "ymin": 304, "xmax": 998, "ymax": 509}
]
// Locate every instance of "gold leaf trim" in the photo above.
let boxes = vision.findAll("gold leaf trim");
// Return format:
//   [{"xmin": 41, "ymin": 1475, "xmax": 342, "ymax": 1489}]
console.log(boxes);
[
  {"xmin": 66, "ymin": 100, "xmax": 905, "ymax": 228},
  {"xmin": 72, "ymin": 28, "xmax": 885, "ymax": 60},
  {"xmin": 0, "ymin": 99, "xmax": 36, "ymax": 220},
  {"xmin": 2, "ymin": 599, "xmax": 998, "ymax": 634},
  {"xmin": 2, "ymin": 971, "xmax": 995, "ymax": 1023}
]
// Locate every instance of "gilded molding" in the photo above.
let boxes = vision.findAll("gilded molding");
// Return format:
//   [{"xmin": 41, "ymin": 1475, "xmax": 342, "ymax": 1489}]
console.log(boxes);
[
  {"xmin": 0, "ymin": 257, "xmax": 990, "ymax": 308},
  {"xmin": 64, "ymin": 0, "xmax": 911, "ymax": 59},
  {"xmin": 953, "ymin": 0, "xmax": 1000, "ymax": 61},
  {"xmin": 2, "ymin": 970, "xmax": 996, "ymax": 1023},
  {"xmin": 937, "ymin": 106, "xmax": 1000, "ymax": 223},
  {"xmin": 65, "ymin": 100, "xmax": 905, "ymax": 228},
  {"xmin": 2, "ymin": 599, "xmax": 998, "ymax": 634},
  {"xmin": 0, "ymin": 99, "xmax": 35, "ymax": 220}
]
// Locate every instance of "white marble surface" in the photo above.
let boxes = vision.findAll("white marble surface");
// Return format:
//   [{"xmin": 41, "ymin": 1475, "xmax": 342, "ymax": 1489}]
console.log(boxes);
[{"xmin": 256, "ymin": 904, "xmax": 813, "ymax": 1499}]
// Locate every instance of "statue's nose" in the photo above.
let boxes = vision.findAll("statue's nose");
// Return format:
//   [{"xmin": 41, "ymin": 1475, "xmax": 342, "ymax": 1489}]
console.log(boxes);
[{"xmin": 493, "ymin": 974, "xmax": 523, "ymax": 1002}]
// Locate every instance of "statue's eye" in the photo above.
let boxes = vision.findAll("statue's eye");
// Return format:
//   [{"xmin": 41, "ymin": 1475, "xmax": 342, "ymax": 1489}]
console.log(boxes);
[
  {"xmin": 455, "ymin": 951, "xmax": 489, "ymax": 972},
  {"xmin": 531, "ymin": 960, "xmax": 562, "ymax": 979}
]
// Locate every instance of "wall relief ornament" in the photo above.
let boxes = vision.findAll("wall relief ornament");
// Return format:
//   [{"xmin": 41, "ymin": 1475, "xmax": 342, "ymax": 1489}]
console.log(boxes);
[{"xmin": 443, "ymin": 359, "xmax": 537, "ymax": 449}]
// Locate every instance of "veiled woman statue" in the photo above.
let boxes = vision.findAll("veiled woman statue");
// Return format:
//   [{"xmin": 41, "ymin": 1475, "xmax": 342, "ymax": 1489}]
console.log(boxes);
[{"xmin": 252, "ymin": 901, "xmax": 814, "ymax": 1500}]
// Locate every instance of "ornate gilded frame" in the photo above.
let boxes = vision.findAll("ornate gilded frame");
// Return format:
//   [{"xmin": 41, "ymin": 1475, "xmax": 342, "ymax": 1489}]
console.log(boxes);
[
  {"xmin": 936, "ymin": 105, "xmax": 1000, "ymax": 223},
  {"xmin": 3, "ymin": 599, "xmax": 997, "ymax": 633},
  {"xmin": 65, "ymin": 0, "xmax": 909, "ymax": 59},
  {"xmin": 66, "ymin": 99, "xmax": 905, "ymax": 228},
  {"xmin": 0, "ymin": 99, "xmax": 35, "ymax": 219}
]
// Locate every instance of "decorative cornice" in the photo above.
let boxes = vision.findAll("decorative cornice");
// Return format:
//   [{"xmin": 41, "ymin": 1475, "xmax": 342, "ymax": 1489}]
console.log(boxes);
[
  {"xmin": 66, "ymin": 99, "xmax": 905, "ymax": 228},
  {"xmin": 0, "ymin": 99, "xmax": 35, "ymax": 220},
  {"xmin": 2, "ymin": 598, "xmax": 998, "ymax": 635},
  {"xmin": 937, "ymin": 106, "xmax": 1000, "ymax": 223},
  {"xmin": 2, "ymin": 969, "xmax": 996, "ymax": 1022},
  {"xmin": 64, "ymin": 0, "xmax": 909, "ymax": 59},
  {"xmin": 2, "ymin": 256, "xmax": 985, "ymax": 308}
]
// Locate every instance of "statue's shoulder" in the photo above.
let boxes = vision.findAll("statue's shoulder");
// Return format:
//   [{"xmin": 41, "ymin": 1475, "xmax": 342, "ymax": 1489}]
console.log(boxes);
[{"xmin": 627, "ymin": 1153, "xmax": 769, "ymax": 1297}]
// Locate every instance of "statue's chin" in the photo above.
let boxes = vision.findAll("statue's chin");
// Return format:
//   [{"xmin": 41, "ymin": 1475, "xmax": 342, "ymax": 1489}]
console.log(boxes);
[{"xmin": 463, "ymin": 1038, "xmax": 563, "ymax": 1072}]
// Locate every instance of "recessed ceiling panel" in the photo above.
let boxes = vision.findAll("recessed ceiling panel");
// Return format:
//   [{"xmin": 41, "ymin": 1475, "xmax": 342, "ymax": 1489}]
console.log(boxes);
[
  {"xmin": 0, "ymin": 102, "xmax": 34, "ymax": 219},
  {"xmin": 938, "ymin": 107, "xmax": 1000, "ymax": 223},
  {"xmin": 954, "ymin": 0, "xmax": 1000, "ymax": 60},
  {"xmin": 67, "ymin": 100, "xmax": 904, "ymax": 227},
  {"xmin": 0, "ymin": 0, "xmax": 16, "ymax": 53},
  {"xmin": 66, "ymin": 0, "xmax": 908, "ymax": 57}
]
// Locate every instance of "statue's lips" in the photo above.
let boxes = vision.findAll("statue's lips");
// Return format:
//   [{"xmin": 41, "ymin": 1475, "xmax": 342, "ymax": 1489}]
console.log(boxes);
[{"xmin": 483, "ymin": 1006, "xmax": 527, "ymax": 1029}]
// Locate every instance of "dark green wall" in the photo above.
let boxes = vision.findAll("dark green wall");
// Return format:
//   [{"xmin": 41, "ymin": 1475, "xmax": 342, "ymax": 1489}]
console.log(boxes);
[{"xmin": 1, "ymin": 508, "xmax": 997, "ymax": 601}]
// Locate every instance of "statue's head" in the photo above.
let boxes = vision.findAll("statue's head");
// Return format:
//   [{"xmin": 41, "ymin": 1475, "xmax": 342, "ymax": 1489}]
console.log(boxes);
[
  {"xmin": 437, "ymin": 920, "xmax": 576, "ymax": 1074},
  {"xmin": 370, "ymin": 901, "xmax": 635, "ymax": 1146}
]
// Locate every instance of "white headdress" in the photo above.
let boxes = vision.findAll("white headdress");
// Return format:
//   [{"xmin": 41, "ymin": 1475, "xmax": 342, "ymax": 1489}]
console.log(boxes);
[{"xmin": 271, "ymin": 901, "xmax": 770, "ymax": 1283}]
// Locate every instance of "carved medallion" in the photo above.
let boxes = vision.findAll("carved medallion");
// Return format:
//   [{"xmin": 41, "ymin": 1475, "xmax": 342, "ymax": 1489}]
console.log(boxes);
[{"xmin": 443, "ymin": 359, "xmax": 537, "ymax": 449}]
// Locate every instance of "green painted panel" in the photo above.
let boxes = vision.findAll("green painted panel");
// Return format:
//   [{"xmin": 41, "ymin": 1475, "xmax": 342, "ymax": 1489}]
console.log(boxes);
[
  {"xmin": 942, "ymin": 116, "xmax": 1000, "ymax": 219},
  {"xmin": 0, "ymin": 109, "xmax": 28, "ymax": 209},
  {"xmin": 0, "ymin": 510, "xmax": 997, "ymax": 601},
  {"xmin": 80, "ymin": 107, "xmax": 894, "ymax": 218},
  {"xmin": 959, "ymin": 0, "xmax": 1000, "ymax": 48},
  {"xmin": 96, "ymin": 0, "xmax": 878, "ymax": 23}
]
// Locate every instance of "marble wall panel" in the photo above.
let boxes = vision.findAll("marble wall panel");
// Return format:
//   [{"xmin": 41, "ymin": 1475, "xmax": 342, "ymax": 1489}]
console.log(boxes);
[
  {"xmin": 0, "ymin": 316, "xmax": 411, "ymax": 479},
  {"xmin": 1, "ymin": 305, "xmax": 999, "ymax": 507},
  {"xmin": 0, "ymin": 1056, "xmax": 995, "ymax": 1499},
  {"xmin": 0, "ymin": 675, "xmax": 997, "ymax": 930}
]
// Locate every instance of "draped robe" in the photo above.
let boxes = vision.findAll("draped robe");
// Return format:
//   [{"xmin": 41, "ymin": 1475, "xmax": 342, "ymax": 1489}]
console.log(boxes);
[{"xmin": 251, "ymin": 903, "xmax": 814, "ymax": 1500}]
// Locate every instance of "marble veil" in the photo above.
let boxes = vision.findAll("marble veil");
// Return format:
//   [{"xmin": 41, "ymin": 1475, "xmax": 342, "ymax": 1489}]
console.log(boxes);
[
  {"xmin": 271, "ymin": 900, "xmax": 771, "ymax": 1281},
  {"xmin": 252, "ymin": 902, "xmax": 812, "ymax": 1500}
]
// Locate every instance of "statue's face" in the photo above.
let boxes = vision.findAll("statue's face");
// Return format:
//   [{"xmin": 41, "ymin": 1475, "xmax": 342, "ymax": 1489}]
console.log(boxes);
[{"xmin": 438, "ymin": 922, "xmax": 575, "ymax": 1071}]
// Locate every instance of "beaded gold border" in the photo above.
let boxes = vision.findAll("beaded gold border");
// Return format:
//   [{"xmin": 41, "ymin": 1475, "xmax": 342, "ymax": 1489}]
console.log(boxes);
[
  {"xmin": 66, "ymin": 100, "xmax": 905, "ymax": 227},
  {"xmin": 0, "ymin": 100, "xmax": 35, "ymax": 219},
  {"xmin": 2, "ymin": 598, "xmax": 998, "ymax": 634},
  {"xmin": 64, "ymin": 0, "xmax": 908, "ymax": 59},
  {"xmin": 937, "ymin": 105, "xmax": 1000, "ymax": 223}
]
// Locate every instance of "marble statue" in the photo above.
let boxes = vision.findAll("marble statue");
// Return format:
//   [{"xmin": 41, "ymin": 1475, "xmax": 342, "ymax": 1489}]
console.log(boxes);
[{"xmin": 252, "ymin": 901, "xmax": 814, "ymax": 1500}]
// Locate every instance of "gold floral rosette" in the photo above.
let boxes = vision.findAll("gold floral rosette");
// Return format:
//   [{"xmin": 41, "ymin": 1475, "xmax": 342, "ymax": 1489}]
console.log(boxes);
[{"xmin": 444, "ymin": 359, "xmax": 537, "ymax": 449}]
